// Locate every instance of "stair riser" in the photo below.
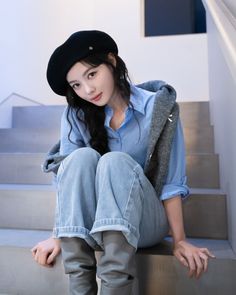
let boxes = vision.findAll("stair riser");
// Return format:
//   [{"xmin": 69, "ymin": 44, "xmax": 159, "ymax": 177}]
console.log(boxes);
[
  {"xmin": 0, "ymin": 247, "xmax": 69, "ymax": 295},
  {"xmin": 0, "ymin": 154, "xmax": 53, "ymax": 184},
  {"xmin": 0, "ymin": 129, "xmax": 59, "ymax": 152},
  {"xmin": 0, "ymin": 247, "xmax": 235, "ymax": 295},
  {"xmin": 184, "ymin": 126, "xmax": 214, "ymax": 154},
  {"xmin": 136, "ymin": 255, "xmax": 236, "ymax": 295},
  {"xmin": 0, "ymin": 190, "xmax": 55, "ymax": 230},
  {"xmin": 183, "ymin": 194, "xmax": 227, "ymax": 239},
  {"xmin": 0, "ymin": 153, "xmax": 220, "ymax": 188},
  {"xmin": 0, "ymin": 190, "xmax": 227, "ymax": 239},
  {"xmin": 12, "ymin": 105, "xmax": 64, "ymax": 129},
  {"xmin": 179, "ymin": 101, "xmax": 211, "ymax": 128},
  {"xmin": 186, "ymin": 154, "xmax": 220, "ymax": 188},
  {"xmin": 12, "ymin": 102, "xmax": 211, "ymax": 129},
  {"xmin": 0, "ymin": 127, "xmax": 214, "ymax": 154}
]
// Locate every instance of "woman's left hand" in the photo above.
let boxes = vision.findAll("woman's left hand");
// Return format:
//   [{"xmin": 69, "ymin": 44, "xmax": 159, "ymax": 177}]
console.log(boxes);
[{"xmin": 173, "ymin": 240, "xmax": 215, "ymax": 279}]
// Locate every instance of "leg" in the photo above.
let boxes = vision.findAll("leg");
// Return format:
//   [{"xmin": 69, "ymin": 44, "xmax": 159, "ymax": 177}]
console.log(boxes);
[
  {"xmin": 61, "ymin": 237, "xmax": 98, "ymax": 295},
  {"xmin": 55, "ymin": 147, "xmax": 101, "ymax": 247},
  {"xmin": 90, "ymin": 151, "xmax": 168, "ymax": 249},
  {"xmin": 55, "ymin": 147, "xmax": 101, "ymax": 295},
  {"xmin": 98, "ymin": 231, "xmax": 136, "ymax": 295},
  {"xmin": 90, "ymin": 152, "xmax": 168, "ymax": 294}
]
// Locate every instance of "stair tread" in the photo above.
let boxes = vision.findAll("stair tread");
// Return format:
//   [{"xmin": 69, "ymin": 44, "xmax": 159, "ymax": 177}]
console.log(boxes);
[
  {"xmin": 1, "ymin": 228, "xmax": 235, "ymax": 260},
  {"xmin": 0, "ymin": 184, "xmax": 225, "ymax": 195},
  {"xmin": 0, "ymin": 184, "xmax": 55, "ymax": 191},
  {"xmin": 189, "ymin": 188, "xmax": 226, "ymax": 195},
  {"xmin": 0, "ymin": 229, "xmax": 51, "ymax": 248}
]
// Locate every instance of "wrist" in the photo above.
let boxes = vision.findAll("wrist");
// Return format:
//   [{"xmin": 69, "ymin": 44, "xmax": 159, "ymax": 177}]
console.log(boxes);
[{"xmin": 173, "ymin": 234, "xmax": 186, "ymax": 246}]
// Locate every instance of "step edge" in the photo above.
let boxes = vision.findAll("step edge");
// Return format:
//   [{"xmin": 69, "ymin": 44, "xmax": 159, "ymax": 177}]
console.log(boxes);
[{"xmin": 0, "ymin": 229, "xmax": 235, "ymax": 260}]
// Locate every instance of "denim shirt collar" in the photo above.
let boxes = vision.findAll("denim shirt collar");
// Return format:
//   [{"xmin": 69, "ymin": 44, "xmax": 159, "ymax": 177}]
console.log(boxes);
[{"xmin": 105, "ymin": 84, "xmax": 146, "ymax": 116}]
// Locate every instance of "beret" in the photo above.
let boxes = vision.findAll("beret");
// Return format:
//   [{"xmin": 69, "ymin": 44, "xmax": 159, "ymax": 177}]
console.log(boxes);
[{"xmin": 46, "ymin": 30, "xmax": 118, "ymax": 96}]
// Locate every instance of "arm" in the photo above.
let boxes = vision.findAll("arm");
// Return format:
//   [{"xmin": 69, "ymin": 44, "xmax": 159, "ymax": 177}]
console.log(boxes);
[
  {"xmin": 161, "ymin": 120, "xmax": 215, "ymax": 278},
  {"xmin": 163, "ymin": 195, "xmax": 215, "ymax": 278}
]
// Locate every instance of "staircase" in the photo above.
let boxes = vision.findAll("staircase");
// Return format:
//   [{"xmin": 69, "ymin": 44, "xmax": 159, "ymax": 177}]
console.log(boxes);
[{"xmin": 0, "ymin": 102, "xmax": 235, "ymax": 295}]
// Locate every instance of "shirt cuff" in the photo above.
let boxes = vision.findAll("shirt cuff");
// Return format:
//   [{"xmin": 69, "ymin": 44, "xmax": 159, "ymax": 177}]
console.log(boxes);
[{"xmin": 160, "ymin": 179, "xmax": 190, "ymax": 201}]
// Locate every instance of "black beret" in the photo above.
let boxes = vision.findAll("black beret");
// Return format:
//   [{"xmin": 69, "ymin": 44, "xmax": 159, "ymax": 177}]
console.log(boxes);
[{"xmin": 46, "ymin": 30, "xmax": 118, "ymax": 96}]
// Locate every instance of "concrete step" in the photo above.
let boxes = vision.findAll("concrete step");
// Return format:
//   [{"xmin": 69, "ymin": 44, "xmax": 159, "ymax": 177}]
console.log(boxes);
[
  {"xmin": 12, "ymin": 105, "xmax": 64, "ymax": 129},
  {"xmin": 184, "ymin": 126, "xmax": 214, "ymax": 154},
  {"xmin": 179, "ymin": 101, "xmax": 211, "ymax": 128},
  {"xmin": 0, "ymin": 153, "xmax": 220, "ymax": 188},
  {"xmin": 0, "ymin": 128, "xmax": 60, "ymax": 153},
  {"xmin": 186, "ymin": 153, "xmax": 219, "ymax": 188},
  {"xmin": 183, "ymin": 189, "xmax": 227, "ymax": 239},
  {"xmin": 0, "ymin": 229, "xmax": 68, "ymax": 295},
  {"xmin": 0, "ymin": 126, "xmax": 214, "ymax": 154},
  {"xmin": 0, "ymin": 153, "xmax": 53, "ymax": 184},
  {"xmin": 0, "ymin": 185, "xmax": 55, "ymax": 231},
  {"xmin": 0, "ymin": 185, "xmax": 227, "ymax": 239},
  {"xmin": 0, "ymin": 229, "xmax": 235, "ymax": 295},
  {"xmin": 12, "ymin": 101, "xmax": 211, "ymax": 129}
]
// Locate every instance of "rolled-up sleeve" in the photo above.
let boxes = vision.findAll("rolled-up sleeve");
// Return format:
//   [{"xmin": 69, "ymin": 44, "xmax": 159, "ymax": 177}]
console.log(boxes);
[{"xmin": 159, "ymin": 119, "xmax": 190, "ymax": 201}]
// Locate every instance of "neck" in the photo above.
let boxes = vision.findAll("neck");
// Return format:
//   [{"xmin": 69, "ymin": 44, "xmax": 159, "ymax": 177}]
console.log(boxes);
[{"xmin": 108, "ymin": 92, "xmax": 127, "ymax": 114}]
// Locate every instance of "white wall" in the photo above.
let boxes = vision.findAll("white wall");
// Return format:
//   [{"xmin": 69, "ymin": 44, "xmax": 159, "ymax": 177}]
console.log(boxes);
[
  {"xmin": 223, "ymin": 0, "xmax": 236, "ymax": 15},
  {"xmin": 0, "ymin": 0, "xmax": 209, "ymax": 115},
  {"xmin": 205, "ymin": 4, "xmax": 236, "ymax": 252}
]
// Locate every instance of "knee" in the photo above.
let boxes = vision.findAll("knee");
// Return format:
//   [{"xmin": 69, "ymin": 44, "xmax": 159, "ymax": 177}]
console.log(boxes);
[
  {"xmin": 61, "ymin": 147, "xmax": 100, "ymax": 169},
  {"xmin": 97, "ymin": 152, "xmax": 135, "ymax": 171}
]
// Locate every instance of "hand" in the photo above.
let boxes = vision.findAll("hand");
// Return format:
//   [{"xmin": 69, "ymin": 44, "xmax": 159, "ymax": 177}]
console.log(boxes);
[
  {"xmin": 31, "ymin": 237, "xmax": 61, "ymax": 268},
  {"xmin": 173, "ymin": 240, "xmax": 215, "ymax": 279}
]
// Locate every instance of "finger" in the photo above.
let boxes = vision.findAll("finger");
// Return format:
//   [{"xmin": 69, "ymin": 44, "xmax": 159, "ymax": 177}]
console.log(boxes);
[
  {"xmin": 38, "ymin": 251, "xmax": 51, "ymax": 267},
  {"xmin": 34, "ymin": 249, "xmax": 39, "ymax": 263},
  {"xmin": 200, "ymin": 248, "xmax": 216, "ymax": 258},
  {"xmin": 47, "ymin": 251, "xmax": 56, "ymax": 265},
  {"xmin": 199, "ymin": 252, "xmax": 209, "ymax": 272},
  {"xmin": 31, "ymin": 246, "xmax": 38, "ymax": 256},
  {"xmin": 31, "ymin": 248, "xmax": 37, "ymax": 258},
  {"xmin": 179, "ymin": 256, "xmax": 189, "ymax": 268},
  {"xmin": 174, "ymin": 251, "xmax": 189, "ymax": 268},
  {"xmin": 193, "ymin": 253, "xmax": 204, "ymax": 279},
  {"xmin": 186, "ymin": 256, "xmax": 196, "ymax": 278}
]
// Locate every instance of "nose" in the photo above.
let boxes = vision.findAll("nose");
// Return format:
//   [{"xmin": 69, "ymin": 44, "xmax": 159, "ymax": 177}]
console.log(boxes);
[{"xmin": 84, "ymin": 82, "xmax": 95, "ymax": 95}]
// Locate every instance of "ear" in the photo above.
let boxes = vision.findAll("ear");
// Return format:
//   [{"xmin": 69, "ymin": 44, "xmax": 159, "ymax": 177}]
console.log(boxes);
[{"xmin": 108, "ymin": 53, "xmax": 117, "ymax": 67}]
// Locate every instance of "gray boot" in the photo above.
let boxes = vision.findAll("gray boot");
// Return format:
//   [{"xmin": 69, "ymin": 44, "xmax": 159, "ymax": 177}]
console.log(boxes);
[
  {"xmin": 97, "ymin": 231, "xmax": 136, "ymax": 295},
  {"xmin": 60, "ymin": 237, "xmax": 98, "ymax": 295}
]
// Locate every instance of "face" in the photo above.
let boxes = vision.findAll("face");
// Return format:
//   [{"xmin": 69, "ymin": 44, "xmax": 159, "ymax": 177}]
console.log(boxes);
[{"xmin": 66, "ymin": 59, "xmax": 118, "ymax": 107}]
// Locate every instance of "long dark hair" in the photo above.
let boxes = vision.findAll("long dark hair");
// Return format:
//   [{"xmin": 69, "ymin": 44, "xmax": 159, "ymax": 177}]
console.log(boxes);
[{"xmin": 65, "ymin": 53, "xmax": 131, "ymax": 155}]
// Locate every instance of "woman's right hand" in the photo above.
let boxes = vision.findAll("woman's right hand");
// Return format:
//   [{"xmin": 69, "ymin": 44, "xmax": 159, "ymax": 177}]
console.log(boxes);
[{"xmin": 31, "ymin": 237, "xmax": 61, "ymax": 268}]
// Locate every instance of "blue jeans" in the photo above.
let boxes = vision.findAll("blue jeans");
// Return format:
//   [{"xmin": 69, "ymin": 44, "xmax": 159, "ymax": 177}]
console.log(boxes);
[{"xmin": 54, "ymin": 147, "xmax": 169, "ymax": 250}]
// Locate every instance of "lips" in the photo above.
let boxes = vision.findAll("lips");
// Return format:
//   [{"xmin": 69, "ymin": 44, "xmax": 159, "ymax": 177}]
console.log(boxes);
[{"xmin": 91, "ymin": 93, "xmax": 102, "ymax": 102}]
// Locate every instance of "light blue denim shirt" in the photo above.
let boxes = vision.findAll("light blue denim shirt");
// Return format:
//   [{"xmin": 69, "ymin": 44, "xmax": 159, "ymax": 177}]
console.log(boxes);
[{"xmin": 60, "ymin": 84, "xmax": 189, "ymax": 201}]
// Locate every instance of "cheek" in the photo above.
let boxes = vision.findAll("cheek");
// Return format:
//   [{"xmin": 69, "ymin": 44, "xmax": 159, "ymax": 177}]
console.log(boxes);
[
  {"xmin": 105, "ymin": 73, "xmax": 116, "ymax": 92},
  {"xmin": 74, "ymin": 87, "xmax": 85, "ymax": 99}
]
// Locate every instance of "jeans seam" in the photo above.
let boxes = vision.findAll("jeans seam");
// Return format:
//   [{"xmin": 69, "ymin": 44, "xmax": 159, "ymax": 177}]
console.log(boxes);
[{"xmin": 123, "ymin": 164, "xmax": 142, "ymax": 220}]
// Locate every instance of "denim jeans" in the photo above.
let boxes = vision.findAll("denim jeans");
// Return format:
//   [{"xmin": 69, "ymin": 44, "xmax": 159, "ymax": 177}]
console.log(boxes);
[{"xmin": 54, "ymin": 147, "xmax": 169, "ymax": 250}]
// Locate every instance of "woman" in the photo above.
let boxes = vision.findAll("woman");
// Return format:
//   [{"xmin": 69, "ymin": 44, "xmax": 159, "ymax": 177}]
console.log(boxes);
[{"xmin": 31, "ymin": 30, "xmax": 215, "ymax": 295}]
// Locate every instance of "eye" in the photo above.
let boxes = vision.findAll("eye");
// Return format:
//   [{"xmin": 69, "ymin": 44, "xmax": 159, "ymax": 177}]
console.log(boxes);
[
  {"xmin": 71, "ymin": 83, "xmax": 80, "ymax": 90},
  {"xmin": 88, "ymin": 71, "xmax": 97, "ymax": 79}
]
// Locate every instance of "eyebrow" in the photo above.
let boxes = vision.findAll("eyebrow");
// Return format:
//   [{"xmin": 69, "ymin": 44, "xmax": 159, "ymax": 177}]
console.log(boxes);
[{"xmin": 68, "ymin": 65, "xmax": 95, "ymax": 84}]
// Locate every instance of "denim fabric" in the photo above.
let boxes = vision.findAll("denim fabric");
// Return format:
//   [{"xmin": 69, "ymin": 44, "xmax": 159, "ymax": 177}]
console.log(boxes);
[
  {"xmin": 54, "ymin": 147, "xmax": 169, "ymax": 250},
  {"xmin": 58, "ymin": 84, "xmax": 189, "ymax": 201}
]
